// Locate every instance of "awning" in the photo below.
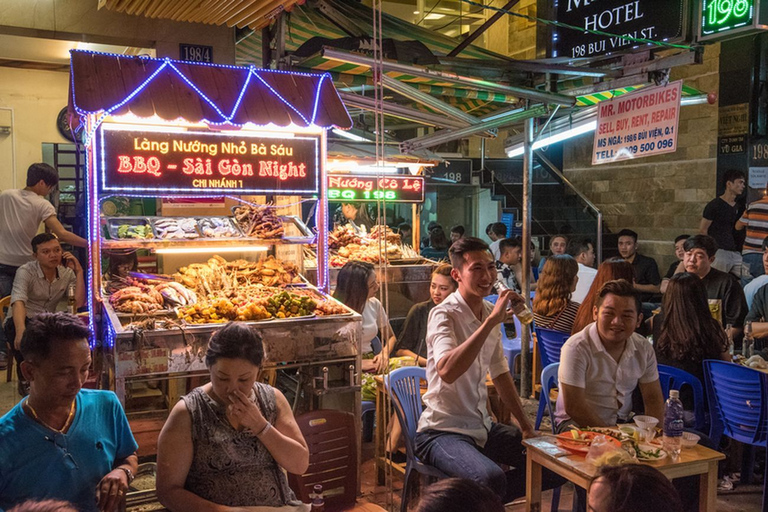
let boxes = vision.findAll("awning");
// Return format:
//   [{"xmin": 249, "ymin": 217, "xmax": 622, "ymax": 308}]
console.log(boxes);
[
  {"xmin": 99, "ymin": 0, "xmax": 299, "ymax": 31},
  {"xmin": 327, "ymin": 142, "xmax": 442, "ymax": 166},
  {"xmin": 68, "ymin": 50, "xmax": 352, "ymax": 129}
]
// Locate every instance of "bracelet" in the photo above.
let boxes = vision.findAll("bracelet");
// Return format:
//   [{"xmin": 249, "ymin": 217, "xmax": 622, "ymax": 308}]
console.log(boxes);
[
  {"xmin": 118, "ymin": 466, "xmax": 134, "ymax": 484},
  {"xmin": 254, "ymin": 421, "xmax": 272, "ymax": 437}
]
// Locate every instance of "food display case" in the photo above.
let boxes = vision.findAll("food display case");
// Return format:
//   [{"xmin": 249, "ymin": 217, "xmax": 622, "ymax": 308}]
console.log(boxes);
[
  {"xmin": 304, "ymin": 166, "xmax": 438, "ymax": 320},
  {"xmin": 68, "ymin": 50, "xmax": 361, "ymax": 421}
]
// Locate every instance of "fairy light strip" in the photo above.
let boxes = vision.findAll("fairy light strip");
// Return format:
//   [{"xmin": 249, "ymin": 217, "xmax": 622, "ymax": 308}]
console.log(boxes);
[{"xmin": 70, "ymin": 50, "xmax": 348, "ymax": 139}]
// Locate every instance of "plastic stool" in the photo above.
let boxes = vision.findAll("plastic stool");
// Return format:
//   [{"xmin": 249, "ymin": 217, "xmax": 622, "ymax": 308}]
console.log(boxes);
[{"xmin": 361, "ymin": 400, "xmax": 375, "ymax": 442}]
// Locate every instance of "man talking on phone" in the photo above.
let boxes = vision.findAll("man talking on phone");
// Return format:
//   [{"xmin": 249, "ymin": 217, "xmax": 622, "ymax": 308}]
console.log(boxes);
[{"xmin": 4, "ymin": 233, "xmax": 85, "ymax": 395}]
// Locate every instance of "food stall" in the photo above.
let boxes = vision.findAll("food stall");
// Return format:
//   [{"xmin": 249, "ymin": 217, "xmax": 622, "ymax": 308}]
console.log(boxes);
[
  {"xmin": 304, "ymin": 145, "xmax": 440, "ymax": 320},
  {"xmin": 68, "ymin": 50, "xmax": 362, "ymax": 427}
]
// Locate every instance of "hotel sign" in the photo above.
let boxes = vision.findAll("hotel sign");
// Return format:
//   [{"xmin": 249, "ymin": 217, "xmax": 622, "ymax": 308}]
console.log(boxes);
[
  {"xmin": 97, "ymin": 125, "xmax": 319, "ymax": 195},
  {"xmin": 553, "ymin": 0, "xmax": 688, "ymax": 59}
]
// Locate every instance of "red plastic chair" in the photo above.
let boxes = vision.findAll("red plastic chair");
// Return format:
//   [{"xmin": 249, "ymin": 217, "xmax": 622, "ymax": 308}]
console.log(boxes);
[{"xmin": 288, "ymin": 409, "xmax": 358, "ymax": 511}]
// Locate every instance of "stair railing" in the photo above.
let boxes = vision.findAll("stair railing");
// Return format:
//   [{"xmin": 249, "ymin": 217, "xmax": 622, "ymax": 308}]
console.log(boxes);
[{"xmin": 534, "ymin": 151, "xmax": 603, "ymax": 263}]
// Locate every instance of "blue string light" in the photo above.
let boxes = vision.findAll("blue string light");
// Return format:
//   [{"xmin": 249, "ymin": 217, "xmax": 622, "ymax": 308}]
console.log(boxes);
[
  {"xmin": 69, "ymin": 50, "xmax": 351, "ymax": 135},
  {"xmin": 251, "ymin": 68, "xmax": 310, "ymax": 126}
]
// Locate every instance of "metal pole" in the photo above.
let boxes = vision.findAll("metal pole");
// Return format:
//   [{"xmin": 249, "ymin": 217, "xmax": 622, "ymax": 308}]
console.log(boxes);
[
  {"xmin": 520, "ymin": 116, "xmax": 533, "ymax": 399},
  {"xmin": 597, "ymin": 212, "xmax": 603, "ymax": 264},
  {"xmin": 447, "ymin": 0, "xmax": 521, "ymax": 57}
]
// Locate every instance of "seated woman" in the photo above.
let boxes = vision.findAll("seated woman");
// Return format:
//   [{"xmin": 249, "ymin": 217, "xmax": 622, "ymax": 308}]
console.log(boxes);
[
  {"xmin": 571, "ymin": 258, "xmax": 635, "ymax": 334},
  {"xmin": 653, "ymin": 272, "xmax": 730, "ymax": 408},
  {"xmin": 394, "ymin": 264, "xmax": 457, "ymax": 367},
  {"xmin": 420, "ymin": 226, "xmax": 450, "ymax": 262},
  {"xmin": 156, "ymin": 323, "xmax": 309, "ymax": 510},
  {"xmin": 333, "ymin": 260, "xmax": 397, "ymax": 373},
  {"xmin": 532, "ymin": 255, "xmax": 580, "ymax": 333},
  {"xmin": 335, "ymin": 203, "xmax": 375, "ymax": 233}
]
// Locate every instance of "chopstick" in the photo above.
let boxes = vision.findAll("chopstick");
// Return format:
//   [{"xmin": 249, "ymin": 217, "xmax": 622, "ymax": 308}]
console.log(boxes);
[{"xmin": 542, "ymin": 434, "xmax": 592, "ymax": 444}]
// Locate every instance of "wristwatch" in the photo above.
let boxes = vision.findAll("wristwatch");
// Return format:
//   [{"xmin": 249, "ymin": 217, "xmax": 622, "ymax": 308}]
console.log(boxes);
[{"xmin": 118, "ymin": 467, "xmax": 135, "ymax": 484}]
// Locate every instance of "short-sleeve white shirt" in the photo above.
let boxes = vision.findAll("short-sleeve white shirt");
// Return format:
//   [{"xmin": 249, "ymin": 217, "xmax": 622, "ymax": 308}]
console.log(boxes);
[
  {"xmin": 417, "ymin": 291, "xmax": 510, "ymax": 447},
  {"xmin": 572, "ymin": 263, "xmax": 597, "ymax": 304},
  {"xmin": 0, "ymin": 189, "xmax": 56, "ymax": 267},
  {"xmin": 361, "ymin": 297, "xmax": 388, "ymax": 353},
  {"xmin": 555, "ymin": 322, "xmax": 659, "ymax": 426}
]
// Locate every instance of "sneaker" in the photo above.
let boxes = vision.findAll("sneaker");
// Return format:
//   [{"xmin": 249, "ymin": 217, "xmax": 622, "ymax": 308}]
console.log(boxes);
[{"xmin": 717, "ymin": 475, "xmax": 734, "ymax": 492}]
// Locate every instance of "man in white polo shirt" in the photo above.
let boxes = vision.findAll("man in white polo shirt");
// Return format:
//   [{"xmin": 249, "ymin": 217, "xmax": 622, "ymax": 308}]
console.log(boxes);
[
  {"xmin": 415, "ymin": 237, "xmax": 552, "ymax": 502},
  {"xmin": 567, "ymin": 237, "xmax": 597, "ymax": 304},
  {"xmin": 555, "ymin": 279, "xmax": 664, "ymax": 431}
]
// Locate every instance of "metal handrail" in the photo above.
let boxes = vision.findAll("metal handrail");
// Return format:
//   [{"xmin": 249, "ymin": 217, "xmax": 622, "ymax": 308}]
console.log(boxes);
[{"xmin": 535, "ymin": 151, "xmax": 604, "ymax": 263}]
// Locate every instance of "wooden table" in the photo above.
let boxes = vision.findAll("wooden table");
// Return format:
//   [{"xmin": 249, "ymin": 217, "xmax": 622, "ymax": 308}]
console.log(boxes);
[{"xmin": 523, "ymin": 437, "xmax": 725, "ymax": 512}]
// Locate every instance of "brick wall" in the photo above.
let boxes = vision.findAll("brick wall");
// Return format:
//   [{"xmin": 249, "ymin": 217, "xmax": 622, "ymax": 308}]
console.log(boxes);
[{"xmin": 561, "ymin": 44, "xmax": 722, "ymax": 271}]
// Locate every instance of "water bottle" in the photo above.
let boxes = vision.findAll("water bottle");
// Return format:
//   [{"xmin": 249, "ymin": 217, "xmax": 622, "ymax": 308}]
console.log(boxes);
[
  {"xmin": 744, "ymin": 321, "xmax": 754, "ymax": 359},
  {"xmin": 662, "ymin": 390, "xmax": 684, "ymax": 460}
]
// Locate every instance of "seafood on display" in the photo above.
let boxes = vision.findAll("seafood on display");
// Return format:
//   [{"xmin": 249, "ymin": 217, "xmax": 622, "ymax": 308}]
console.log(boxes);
[
  {"xmin": 198, "ymin": 217, "xmax": 240, "ymax": 238},
  {"xmin": 177, "ymin": 289, "xmax": 317, "ymax": 324},
  {"xmin": 173, "ymin": 255, "xmax": 301, "ymax": 295},
  {"xmin": 117, "ymin": 224, "xmax": 153, "ymax": 239},
  {"xmin": 109, "ymin": 286, "xmax": 164, "ymax": 314},
  {"xmin": 233, "ymin": 203, "xmax": 284, "ymax": 239},
  {"xmin": 327, "ymin": 225, "xmax": 403, "ymax": 266},
  {"xmin": 153, "ymin": 218, "xmax": 199, "ymax": 239},
  {"xmin": 108, "ymin": 279, "xmax": 197, "ymax": 314}
]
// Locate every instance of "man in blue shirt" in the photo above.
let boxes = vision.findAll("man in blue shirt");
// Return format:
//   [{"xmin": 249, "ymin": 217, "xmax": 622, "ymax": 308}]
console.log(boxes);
[{"xmin": 0, "ymin": 313, "xmax": 138, "ymax": 512}]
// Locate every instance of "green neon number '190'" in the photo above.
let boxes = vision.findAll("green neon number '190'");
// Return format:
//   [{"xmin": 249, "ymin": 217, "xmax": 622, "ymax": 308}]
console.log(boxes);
[{"xmin": 707, "ymin": 0, "xmax": 752, "ymax": 25}]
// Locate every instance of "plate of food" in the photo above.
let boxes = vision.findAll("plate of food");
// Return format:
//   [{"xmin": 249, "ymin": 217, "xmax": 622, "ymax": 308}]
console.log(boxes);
[
  {"xmin": 635, "ymin": 444, "xmax": 667, "ymax": 462},
  {"xmin": 555, "ymin": 429, "xmax": 622, "ymax": 454}
]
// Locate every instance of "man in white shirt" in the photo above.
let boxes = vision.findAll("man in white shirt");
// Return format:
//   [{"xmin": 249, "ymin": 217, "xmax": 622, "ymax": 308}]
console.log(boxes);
[
  {"xmin": 556, "ymin": 279, "xmax": 664, "ymax": 431},
  {"xmin": 415, "ymin": 237, "xmax": 550, "ymax": 502},
  {"xmin": 0, "ymin": 163, "xmax": 86, "ymax": 370},
  {"xmin": 0, "ymin": 163, "xmax": 86, "ymax": 298},
  {"xmin": 568, "ymin": 238, "xmax": 597, "ymax": 304},
  {"xmin": 487, "ymin": 222, "xmax": 507, "ymax": 261}
]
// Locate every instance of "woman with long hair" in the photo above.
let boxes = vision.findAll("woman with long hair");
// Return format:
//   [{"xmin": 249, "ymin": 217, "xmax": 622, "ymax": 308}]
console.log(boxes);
[
  {"xmin": 333, "ymin": 260, "xmax": 397, "ymax": 372},
  {"xmin": 338, "ymin": 203, "xmax": 375, "ymax": 233},
  {"xmin": 571, "ymin": 258, "xmax": 635, "ymax": 334},
  {"xmin": 532, "ymin": 255, "xmax": 580, "ymax": 332},
  {"xmin": 654, "ymin": 273, "xmax": 730, "ymax": 395},
  {"xmin": 421, "ymin": 226, "xmax": 450, "ymax": 261},
  {"xmin": 395, "ymin": 264, "xmax": 457, "ymax": 366}
]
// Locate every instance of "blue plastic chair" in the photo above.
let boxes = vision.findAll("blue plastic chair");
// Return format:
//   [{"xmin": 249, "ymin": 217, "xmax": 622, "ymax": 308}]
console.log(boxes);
[
  {"xmin": 656, "ymin": 364, "xmax": 706, "ymax": 432},
  {"xmin": 385, "ymin": 367, "xmax": 449, "ymax": 512},
  {"xmin": 704, "ymin": 360, "xmax": 768, "ymax": 512},
  {"xmin": 485, "ymin": 294, "xmax": 531, "ymax": 375},
  {"xmin": 533, "ymin": 328, "xmax": 570, "ymax": 430}
]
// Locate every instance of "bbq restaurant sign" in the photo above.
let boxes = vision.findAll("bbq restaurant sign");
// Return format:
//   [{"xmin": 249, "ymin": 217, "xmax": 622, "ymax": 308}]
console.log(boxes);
[
  {"xmin": 96, "ymin": 124, "xmax": 319, "ymax": 195},
  {"xmin": 554, "ymin": 0, "xmax": 688, "ymax": 59},
  {"xmin": 592, "ymin": 80, "xmax": 682, "ymax": 165}
]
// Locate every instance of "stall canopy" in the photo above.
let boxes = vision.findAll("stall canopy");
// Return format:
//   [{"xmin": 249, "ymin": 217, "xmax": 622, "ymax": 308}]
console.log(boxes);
[
  {"xmin": 99, "ymin": 0, "xmax": 297, "ymax": 31},
  {"xmin": 68, "ymin": 49, "xmax": 352, "ymax": 129}
]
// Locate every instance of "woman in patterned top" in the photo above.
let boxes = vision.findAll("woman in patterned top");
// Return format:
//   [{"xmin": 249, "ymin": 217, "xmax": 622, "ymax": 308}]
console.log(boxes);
[
  {"xmin": 532, "ymin": 255, "xmax": 581, "ymax": 333},
  {"xmin": 156, "ymin": 323, "xmax": 309, "ymax": 510}
]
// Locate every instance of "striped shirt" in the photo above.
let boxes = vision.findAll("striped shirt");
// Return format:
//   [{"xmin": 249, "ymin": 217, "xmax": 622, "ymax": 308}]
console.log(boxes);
[
  {"xmin": 533, "ymin": 300, "xmax": 581, "ymax": 333},
  {"xmin": 739, "ymin": 197, "xmax": 768, "ymax": 254}
]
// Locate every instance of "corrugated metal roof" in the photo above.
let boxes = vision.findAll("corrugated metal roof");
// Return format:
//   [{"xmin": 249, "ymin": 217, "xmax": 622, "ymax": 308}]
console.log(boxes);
[
  {"xmin": 100, "ymin": 0, "xmax": 299, "ymax": 30},
  {"xmin": 68, "ymin": 50, "xmax": 352, "ymax": 129}
]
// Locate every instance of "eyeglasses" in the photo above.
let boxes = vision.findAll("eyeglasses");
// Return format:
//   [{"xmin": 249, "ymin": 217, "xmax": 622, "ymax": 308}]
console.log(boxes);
[{"xmin": 45, "ymin": 433, "xmax": 79, "ymax": 470}]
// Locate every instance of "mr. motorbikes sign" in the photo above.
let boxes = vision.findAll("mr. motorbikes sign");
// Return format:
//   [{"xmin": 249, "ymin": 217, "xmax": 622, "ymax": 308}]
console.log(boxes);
[{"xmin": 554, "ymin": 0, "xmax": 688, "ymax": 59}]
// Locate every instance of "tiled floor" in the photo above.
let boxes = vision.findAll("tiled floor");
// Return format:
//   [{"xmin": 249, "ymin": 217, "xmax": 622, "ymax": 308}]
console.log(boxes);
[{"xmin": 0, "ymin": 379, "xmax": 763, "ymax": 511}]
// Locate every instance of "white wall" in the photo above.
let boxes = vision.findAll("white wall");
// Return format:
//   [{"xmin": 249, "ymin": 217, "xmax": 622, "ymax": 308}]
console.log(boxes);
[
  {"xmin": 476, "ymin": 187, "xmax": 499, "ymax": 244},
  {"xmin": 0, "ymin": 67, "xmax": 70, "ymax": 190}
]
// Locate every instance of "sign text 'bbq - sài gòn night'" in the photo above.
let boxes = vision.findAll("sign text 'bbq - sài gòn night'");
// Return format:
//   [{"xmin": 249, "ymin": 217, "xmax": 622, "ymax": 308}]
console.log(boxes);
[
  {"xmin": 554, "ymin": 0, "xmax": 687, "ymax": 59},
  {"xmin": 98, "ymin": 126, "xmax": 319, "ymax": 195},
  {"xmin": 328, "ymin": 175, "xmax": 425, "ymax": 203}
]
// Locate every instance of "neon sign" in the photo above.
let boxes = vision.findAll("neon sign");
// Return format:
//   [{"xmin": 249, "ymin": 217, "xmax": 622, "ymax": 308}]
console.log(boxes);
[
  {"xmin": 699, "ymin": 0, "xmax": 767, "ymax": 41},
  {"xmin": 328, "ymin": 174, "xmax": 425, "ymax": 203},
  {"xmin": 97, "ymin": 125, "xmax": 319, "ymax": 195}
]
